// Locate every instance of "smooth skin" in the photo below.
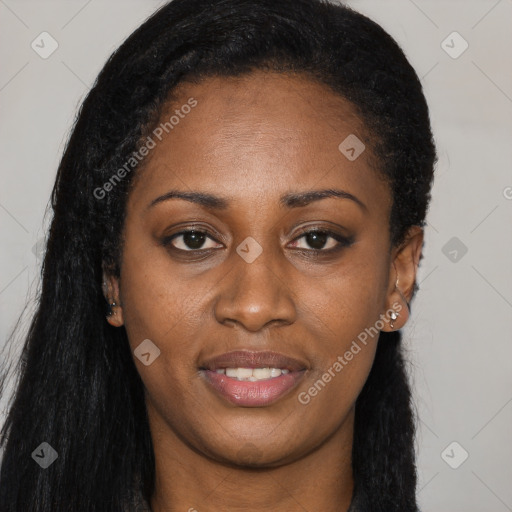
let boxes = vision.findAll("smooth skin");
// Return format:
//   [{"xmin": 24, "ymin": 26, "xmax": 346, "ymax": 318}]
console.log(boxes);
[{"xmin": 104, "ymin": 71, "xmax": 423, "ymax": 512}]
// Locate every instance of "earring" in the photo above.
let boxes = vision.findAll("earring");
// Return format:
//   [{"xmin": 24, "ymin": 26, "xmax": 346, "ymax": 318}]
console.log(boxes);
[
  {"xmin": 103, "ymin": 280, "xmax": 120, "ymax": 318},
  {"xmin": 390, "ymin": 263, "xmax": 409, "ymax": 330},
  {"xmin": 107, "ymin": 301, "xmax": 118, "ymax": 316},
  {"xmin": 389, "ymin": 310, "xmax": 399, "ymax": 329},
  {"xmin": 393, "ymin": 263, "xmax": 410, "ymax": 311}
]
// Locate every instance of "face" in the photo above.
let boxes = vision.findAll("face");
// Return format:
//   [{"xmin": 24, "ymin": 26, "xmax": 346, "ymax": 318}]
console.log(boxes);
[{"xmin": 105, "ymin": 71, "xmax": 422, "ymax": 468}]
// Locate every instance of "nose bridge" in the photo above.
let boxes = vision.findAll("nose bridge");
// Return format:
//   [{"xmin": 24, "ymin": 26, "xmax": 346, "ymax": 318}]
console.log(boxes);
[{"xmin": 213, "ymin": 233, "xmax": 296, "ymax": 330}]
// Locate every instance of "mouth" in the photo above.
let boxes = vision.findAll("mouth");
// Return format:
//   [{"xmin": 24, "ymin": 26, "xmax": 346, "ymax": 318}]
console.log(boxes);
[{"xmin": 199, "ymin": 350, "xmax": 308, "ymax": 407}]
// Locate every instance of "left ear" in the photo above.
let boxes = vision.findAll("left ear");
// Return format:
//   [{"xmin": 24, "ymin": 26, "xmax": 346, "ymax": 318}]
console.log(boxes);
[{"xmin": 381, "ymin": 225, "xmax": 424, "ymax": 331}]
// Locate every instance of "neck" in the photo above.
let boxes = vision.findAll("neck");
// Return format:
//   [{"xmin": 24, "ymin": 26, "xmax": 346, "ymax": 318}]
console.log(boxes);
[{"xmin": 147, "ymin": 403, "xmax": 356, "ymax": 512}]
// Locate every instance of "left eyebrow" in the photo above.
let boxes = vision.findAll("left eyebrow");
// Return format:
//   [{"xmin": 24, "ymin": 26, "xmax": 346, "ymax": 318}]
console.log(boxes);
[{"xmin": 280, "ymin": 188, "xmax": 367, "ymax": 212}]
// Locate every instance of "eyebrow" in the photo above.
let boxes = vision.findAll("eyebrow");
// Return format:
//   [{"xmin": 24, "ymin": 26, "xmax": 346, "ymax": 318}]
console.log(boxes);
[{"xmin": 147, "ymin": 188, "xmax": 367, "ymax": 212}]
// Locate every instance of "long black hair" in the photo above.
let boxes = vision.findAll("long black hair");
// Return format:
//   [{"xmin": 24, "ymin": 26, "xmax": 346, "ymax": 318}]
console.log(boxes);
[{"xmin": 0, "ymin": 1, "xmax": 436, "ymax": 510}]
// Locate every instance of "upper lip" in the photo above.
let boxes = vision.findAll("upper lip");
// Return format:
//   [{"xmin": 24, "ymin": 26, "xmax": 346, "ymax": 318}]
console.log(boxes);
[{"xmin": 200, "ymin": 350, "xmax": 308, "ymax": 372}]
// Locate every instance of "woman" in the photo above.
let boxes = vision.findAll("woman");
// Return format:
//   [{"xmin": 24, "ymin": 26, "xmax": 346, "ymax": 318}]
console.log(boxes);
[{"xmin": 0, "ymin": 0, "xmax": 436, "ymax": 510}]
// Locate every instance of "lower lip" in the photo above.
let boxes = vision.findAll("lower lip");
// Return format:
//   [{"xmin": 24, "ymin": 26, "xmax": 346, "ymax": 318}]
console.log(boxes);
[{"xmin": 201, "ymin": 370, "xmax": 306, "ymax": 407}]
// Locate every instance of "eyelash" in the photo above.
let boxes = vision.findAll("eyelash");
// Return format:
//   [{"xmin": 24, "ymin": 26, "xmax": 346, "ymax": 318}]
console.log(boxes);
[{"xmin": 161, "ymin": 227, "xmax": 354, "ymax": 255}]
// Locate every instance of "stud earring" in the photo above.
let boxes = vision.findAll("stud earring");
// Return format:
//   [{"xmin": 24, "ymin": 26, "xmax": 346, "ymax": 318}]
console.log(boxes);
[
  {"xmin": 389, "ymin": 310, "xmax": 399, "ymax": 329},
  {"xmin": 103, "ymin": 279, "xmax": 120, "ymax": 318},
  {"xmin": 106, "ymin": 299, "xmax": 120, "ymax": 318}
]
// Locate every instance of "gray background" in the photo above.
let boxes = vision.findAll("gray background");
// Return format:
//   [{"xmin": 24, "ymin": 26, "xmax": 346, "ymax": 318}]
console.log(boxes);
[{"xmin": 1, "ymin": 1, "xmax": 511, "ymax": 510}]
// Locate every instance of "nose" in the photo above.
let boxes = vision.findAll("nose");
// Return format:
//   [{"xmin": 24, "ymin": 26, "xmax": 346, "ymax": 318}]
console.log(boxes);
[{"xmin": 213, "ymin": 240, "xmax": 297, "ymax": 332}]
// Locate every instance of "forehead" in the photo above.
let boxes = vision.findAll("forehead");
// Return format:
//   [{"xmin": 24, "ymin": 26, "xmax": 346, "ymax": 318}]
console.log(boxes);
[{"xmin": 129, "ymin": 70, "xmax": 390, "ymax": 216}]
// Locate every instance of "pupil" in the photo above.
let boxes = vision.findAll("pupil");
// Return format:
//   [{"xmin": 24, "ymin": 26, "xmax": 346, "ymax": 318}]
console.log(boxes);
[
  {"xmin": 307, "ymin": 231, "xmax": 327, "ymax": 249},
  {"xmin": 184, "ymin": 231, "xmax": 206, "ymax": 249}
]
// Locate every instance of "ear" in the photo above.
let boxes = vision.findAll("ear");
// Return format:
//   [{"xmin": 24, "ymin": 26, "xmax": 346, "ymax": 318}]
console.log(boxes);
[
  {"xmin": 102, "ymin": 268, "xmax": 124, "ymax": 327},
  {"xmin": 381, "ymin": 225, "xmax": 424, "ymax": 332}
]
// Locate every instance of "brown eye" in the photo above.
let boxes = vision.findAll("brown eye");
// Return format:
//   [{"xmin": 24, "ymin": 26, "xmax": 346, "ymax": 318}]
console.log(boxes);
[
  {"xmin": 163, "ymin": 230, "xmax": 222, "ymax": 251},
  {"xmin": 289, "ymin": 229, "xmax": 353, "ymax": 252}
]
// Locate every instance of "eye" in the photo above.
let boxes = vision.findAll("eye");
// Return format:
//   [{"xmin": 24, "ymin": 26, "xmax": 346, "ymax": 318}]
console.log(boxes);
[
  {"xmin": 288, "ymin": 229, "xmax": 353, "ymax": 252},
  {"xmin": 163, "ymin": 230, "xmax": 222, "ymax": 251}
]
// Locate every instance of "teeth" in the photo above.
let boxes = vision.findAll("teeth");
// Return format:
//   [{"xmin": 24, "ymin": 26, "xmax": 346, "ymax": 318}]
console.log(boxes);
[
  {"xmin": 215, "ymin": 367, "xmax": 290, "ymax": 381},
  {"xmin": 253, "ymin": 368, "xmax": 271, "ymax": 379}
]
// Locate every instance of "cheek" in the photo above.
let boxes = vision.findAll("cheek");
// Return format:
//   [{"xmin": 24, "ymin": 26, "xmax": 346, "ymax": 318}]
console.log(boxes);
[
  {"xmin": 117, "ymin": 237, "xmax": 209, "ymax": 398},
  {"xmin": 118, "ymin": 249, "xmax": 204, "ymax": 429},
  {"xmin": 301, "ymin": 251, "xmax": 389, "ymax": 344},
  {"xmin": 292, "ymin": 253, "xmax": 388, "ymax": 413},
  {"xmin": 294, "ymin": 273, "xmax": 382, "ymax": 392},
  {"xmin": 119, "ymin": 230, "xmax": 204, "ymax": 341}
]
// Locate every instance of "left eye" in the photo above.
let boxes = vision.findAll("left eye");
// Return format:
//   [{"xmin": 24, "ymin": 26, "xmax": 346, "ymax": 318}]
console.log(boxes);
[{"xmin": 289, "ymin": 230, "xmax": 349, "ymax": 251}]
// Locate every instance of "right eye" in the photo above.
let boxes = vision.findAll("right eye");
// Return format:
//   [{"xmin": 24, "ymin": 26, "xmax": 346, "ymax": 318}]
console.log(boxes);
[{"xmin": 162, "ymin": 230, "xmax": 223, "ymax": 252}]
